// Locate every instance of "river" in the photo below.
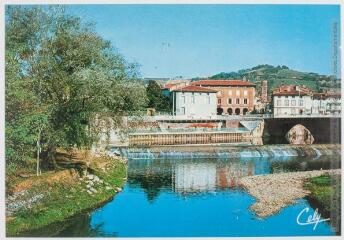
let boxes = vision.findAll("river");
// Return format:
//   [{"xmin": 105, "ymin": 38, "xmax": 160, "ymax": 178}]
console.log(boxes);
[{"xmin": 25, "ymin": 146, "xmax": 341, "ymax": 237}]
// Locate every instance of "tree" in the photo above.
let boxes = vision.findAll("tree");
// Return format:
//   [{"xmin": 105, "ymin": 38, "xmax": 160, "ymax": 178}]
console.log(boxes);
[
  {"xmin": 146, "ymin": 80, "xmax": 171, "ymax": 112},
  {"xmin": 5, "ymin": 6, "xmax": 148, "ymax": 172}
]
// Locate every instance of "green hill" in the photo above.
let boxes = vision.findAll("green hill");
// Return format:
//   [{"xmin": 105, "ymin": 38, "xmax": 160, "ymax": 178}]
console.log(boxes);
[{"xmin": 193, "ymin": 64, "xmax": 340, "ymax": 95}]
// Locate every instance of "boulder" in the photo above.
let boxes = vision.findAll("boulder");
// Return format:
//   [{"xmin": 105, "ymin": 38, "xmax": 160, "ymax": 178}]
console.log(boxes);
[{"xmin": 285, "ymin": 124, "xmax": 314, "ymax": 145}]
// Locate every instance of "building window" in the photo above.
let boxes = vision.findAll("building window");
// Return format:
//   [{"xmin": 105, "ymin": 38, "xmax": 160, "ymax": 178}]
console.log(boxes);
[
  {"xmin": 191, "ymin": 93, "xmax": 195, "ymax": 103},
  {"xmin": 181, "ymin": 95, "xmax": 185, "ymax": 104},
  {"xmin": 236, "ymin": 98, "xmax": 240, "ymax": 104},
  {"xmin": 228, "ymin": 98, "xmax": 232, "ymax": 104},
  {"xmin": 291, "ymin": 108, "xmax": 296, "ymax": 114},
  {"xmin": 277, "ymin": 100, "xmax": 281, "ymax": 106},
  {"xmin": 228, "ymin": 90, "xmax": 232, "ymax": 95},
  {"xmin": 284, "ymin": 100, "xmax": 289, "ymax": 106},
  {"xmin": 277, "ymin": 108, "xmax": 281, "ymax": 114},
  {"xmin": 291, "ymin": 100, "xmax": 296, "ymax": 106},
  {"xmin": 244, "ymin": 98, "xmax": 248, "ymax": 104},
  {"xmin": 236, "ymin": 90, "xmax": 240, "ymax": 96},
  {"xmin": 299, "ymin": 100, "xmax": 303, "ymax": 106},
  {"xmin": 181, "ymin": 107, "xmax": 185, "ymax": 115},
  {"xmin": 218, "ymin": 99, "xmax": 221, "ymax": 104},
  {"xmin": 244, "ymin": 90, "xmax": 248, "ymax": 96}
]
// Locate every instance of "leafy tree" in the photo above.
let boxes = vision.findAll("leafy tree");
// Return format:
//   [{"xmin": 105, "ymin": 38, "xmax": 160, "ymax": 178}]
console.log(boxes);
[
  {"xmin": 6, "ymin": 6, "xmax": 147, "ymax": 174},
  {"xmin": 146, "ymin": 80, "xmax": 170, "ymax": 112}
]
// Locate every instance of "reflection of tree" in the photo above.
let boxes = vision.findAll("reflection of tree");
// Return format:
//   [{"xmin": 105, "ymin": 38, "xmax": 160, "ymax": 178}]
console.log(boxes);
[
  {"xmin": 18, "ymin": 213, "xmax": 107, "ymax": 237},
  {"xmin": 128, "ymin": 172, "xmax": 172, "ymax": 202}
]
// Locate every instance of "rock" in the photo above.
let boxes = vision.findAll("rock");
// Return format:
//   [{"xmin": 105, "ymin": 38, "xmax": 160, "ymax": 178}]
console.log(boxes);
[
  {"xmin": 285, "ymin": 124, "xmax": 314, "ymax": 145},
  {"xmin": 115, "ymin": 187, "xmax": 122, "ymax": 192},
  {"xmin": 87, "ymin": 190, "xmax": 93, "ymax": 195},
  {"xmin": 105, "ymin": 186, "xmax": 112, "ymax": 190},
  {"xmin": 87, "ymin": 174, "xmax": 94, "ymax": 180},
  {"xmin": 90, "ymin": 187, "xmax": 97, "ymax": 193},
  {"xmin": 99, "ymin": 180, "xmax": 104, "ymax": 184},
  {"xmin": 240, "ymin": 169, "xmax": 341, "ymax": 217},
  {"xmin": 94, "ymin": 176, "xmax": 100, "ymax": 182}
]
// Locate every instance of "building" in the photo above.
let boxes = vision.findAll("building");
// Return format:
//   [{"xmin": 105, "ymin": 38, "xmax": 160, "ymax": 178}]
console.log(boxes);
[
  {"xmin": 272, "ymin": 85, "xmax": 313, "ymax": 117},
  {"xmin": 171, "ymin": 85, "xmax": 218, "ymax": 116},
  {"xmin": 191, "ymin": 80, "xmax": 256, "ymax": 115},
  {"xmin": 162, "ymin": 80, "xmax": 191, "ymax": 98},
  {"xmin": 312, "ymin": 92, "xmax": 341, "ymax": 115},
  {"xmin": 272, "ymin": 85, "xmax": 341, "ymax": 117}
]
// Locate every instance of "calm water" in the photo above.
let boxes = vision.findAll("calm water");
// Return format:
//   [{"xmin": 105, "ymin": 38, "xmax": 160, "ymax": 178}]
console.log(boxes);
[{"xmin": 34, "ymin": 154, "xmax": 340, "ymax": 237}]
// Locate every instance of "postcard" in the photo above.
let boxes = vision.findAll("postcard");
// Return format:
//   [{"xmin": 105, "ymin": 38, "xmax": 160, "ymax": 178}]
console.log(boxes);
[{"xmin": 2, "ymin": 1, "xmax": 342, "ymax": 239}]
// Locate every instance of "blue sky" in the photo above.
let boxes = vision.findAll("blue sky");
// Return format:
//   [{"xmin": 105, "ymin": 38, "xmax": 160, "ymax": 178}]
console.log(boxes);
[{"xmin": 69, "ymin": 4, "xmax": 341, "ymax": 78}]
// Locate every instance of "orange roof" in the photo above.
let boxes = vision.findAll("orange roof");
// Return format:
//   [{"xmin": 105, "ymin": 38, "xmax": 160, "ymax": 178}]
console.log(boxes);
[
  {"xmin": 162, "ymin": 84, "xmax": 174, "ymax": 90},
  {"xmin": 172, "ymin": 85, "xmax": 218, "ymax": 93},
  {"xmin": 272, "ymin": 85, "xmax": 312, "ymax": 96},
  {"xmin": 191, "ymin": 79, "xmax": 256, "ymax": 87}
]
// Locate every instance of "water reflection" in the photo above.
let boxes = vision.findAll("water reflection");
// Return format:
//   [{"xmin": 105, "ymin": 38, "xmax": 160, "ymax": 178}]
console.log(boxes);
[
  {"xmin": 21, "ymin": 155, "xmax": 340, "ymax": 237},
  {"xmin": 128, "ymin": 155, "xmax": 340, "ymax": 201}
]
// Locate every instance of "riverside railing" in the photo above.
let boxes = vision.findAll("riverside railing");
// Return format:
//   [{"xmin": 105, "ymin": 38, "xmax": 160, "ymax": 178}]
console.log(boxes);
[{"xmin": 128, "ymin": 127, "xmax": 250, "ymax": 135}]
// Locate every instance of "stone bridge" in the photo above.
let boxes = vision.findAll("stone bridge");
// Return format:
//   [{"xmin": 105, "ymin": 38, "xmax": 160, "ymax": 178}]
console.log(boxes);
[{"xmin": 264, "ymin": 117, "xmax": 341, "ymax": 144}]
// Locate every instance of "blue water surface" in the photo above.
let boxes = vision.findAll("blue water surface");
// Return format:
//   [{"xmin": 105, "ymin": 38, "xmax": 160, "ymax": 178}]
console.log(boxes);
[{"xmin": 89, "ymin": 156, "xmax": 337, "ymax": 237}]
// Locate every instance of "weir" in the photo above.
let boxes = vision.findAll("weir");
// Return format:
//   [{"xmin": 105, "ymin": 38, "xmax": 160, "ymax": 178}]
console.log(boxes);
[
  {"xmin": 121, "ymin": 144, "xmax": 341, "ymax": 160},
  {"xmin": 128, "ymin": 119, "xmax": 264, "ymax": 147}
]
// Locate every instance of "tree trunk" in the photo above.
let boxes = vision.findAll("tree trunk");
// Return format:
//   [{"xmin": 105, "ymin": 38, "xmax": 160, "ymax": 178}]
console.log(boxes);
[{"xmin": 36, "ymin": 129, "xmax": 42, "ymax": 176}]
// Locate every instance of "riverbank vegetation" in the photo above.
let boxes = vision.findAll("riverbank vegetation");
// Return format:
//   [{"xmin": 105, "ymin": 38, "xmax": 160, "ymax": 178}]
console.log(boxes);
[
  {"xmin": 6, "ymin": 5, "xmax": 147, "ymax": 177},
  {"xmin": 305, "ymin": 173, "xmax": 341, "ymax": 214},
  {"xmin": 6, "ymin": 154, "xmax": 127, "ymax": 236},
  {"xmin": 5, "ymin": 5, "xmax": 146, "ymax": 236},
  {"xmin": 304, "ymin": 173, "xmax": 341, "ymax": 235}
]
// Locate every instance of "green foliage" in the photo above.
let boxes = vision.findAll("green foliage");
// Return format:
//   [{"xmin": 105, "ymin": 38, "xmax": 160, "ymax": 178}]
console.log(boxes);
[
  {"xmin": 196, "ymin": 64, "xmax": 340, "ymax": 94},
  {"xmin": 304, "ymin": 174, "xmax": 341, "ymax": 213},
  {"xmin": 146, "ymin": 80, "xmax": 171, "ymax": 112},
  {"xmin": 5, "ymin": 6, "xmax": 147, "ymax": 170},
  {"xmin": 6, "ymin": 158, "xmax": 127, "ymax": 236}
]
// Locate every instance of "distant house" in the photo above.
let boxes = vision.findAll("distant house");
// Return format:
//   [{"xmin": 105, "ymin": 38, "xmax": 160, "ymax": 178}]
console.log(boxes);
[
  {"xmin": 191, "ymin": 80, "xmax": 256, "ymax": 115},
  {"xmin": 312, "ymin": 92, "xmax": 341, "ymax": 115},
  {"xmin": 162, "ymin": 80, "xmax": 191, "ymax": 98},
  {"xmin": 272, "ymin": 85, "xmax": 313, "ymax": 117},
  {"xmin": 272, "ymin": 85, "xmax": 341, "ymax": 117},
  {"xmin": 171, "ymin": 85, "xmax": 218, "ymax": 116}
]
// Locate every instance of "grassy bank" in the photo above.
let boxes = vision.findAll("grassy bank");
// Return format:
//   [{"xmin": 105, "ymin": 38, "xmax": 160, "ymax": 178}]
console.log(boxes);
[
  {"xmin": 304, "ymin": 173, "xmax": 341, "ymax": 235},
  {"xmin": 304, "ymin": 173, "xmax": 341, "ymax": 213},
  {"xmin": 6, "ymin": 156, "xmax": 127, "ymax": 236}
]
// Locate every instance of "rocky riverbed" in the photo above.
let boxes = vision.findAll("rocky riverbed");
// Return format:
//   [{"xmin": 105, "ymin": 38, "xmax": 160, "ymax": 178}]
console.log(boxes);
[{"xmin": 240, "ymin": 169, "xmax": 341, "ymax": 218}]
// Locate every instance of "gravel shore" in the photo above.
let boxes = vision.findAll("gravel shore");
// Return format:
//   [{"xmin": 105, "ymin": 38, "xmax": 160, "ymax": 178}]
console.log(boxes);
[{"xmin": 240, "ymin": 169, "xmax": 341, "ymax": 218}]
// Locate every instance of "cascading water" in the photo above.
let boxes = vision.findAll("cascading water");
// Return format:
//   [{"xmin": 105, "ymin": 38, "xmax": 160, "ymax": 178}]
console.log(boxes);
[{"xmin": 122, "ymin": 144, "xmax": 340, "ymax": 160}]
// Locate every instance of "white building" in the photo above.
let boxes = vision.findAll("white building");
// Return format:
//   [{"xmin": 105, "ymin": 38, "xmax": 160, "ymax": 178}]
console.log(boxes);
[
  {"xmin": 171, "ymin": 85, "xmax": 218, "ymax": 117},
  {"xmin": 312, "ymin": 92, "xmax": 341, "ymax": 115},
  {"xmin": 273, "ymin": 85, "xmax": 313, "ymax": 117},
  {"xmin": 272, "ymin": 85, "xmax": 341, "ymax": 117}
]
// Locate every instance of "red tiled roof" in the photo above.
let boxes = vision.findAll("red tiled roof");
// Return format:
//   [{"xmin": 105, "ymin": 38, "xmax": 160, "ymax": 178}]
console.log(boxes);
[
  {"xmin": 272, "ymin": 85, "xmax": 312, "ymax": 96},
  {"xmin": 172, "ymin": 85, "xmax": 218, "ymax": 93},
  {"xmin": 191, "ymin": 79, "xmax": 256, "ymax": 87},
  {"xmin": 162, "ymin": 84, "xmax": 174, "ymax": 90},
  {"xmin": 325, "ymin": 92, "xmax": 341, "ymax": 98}
]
